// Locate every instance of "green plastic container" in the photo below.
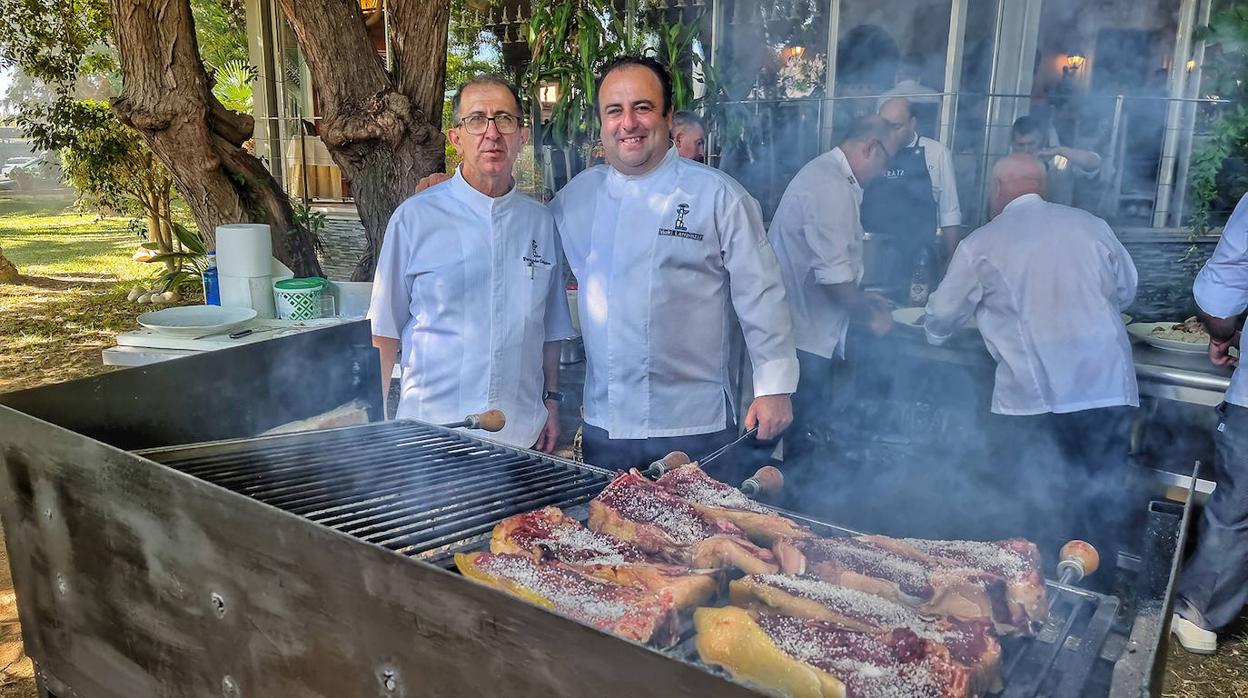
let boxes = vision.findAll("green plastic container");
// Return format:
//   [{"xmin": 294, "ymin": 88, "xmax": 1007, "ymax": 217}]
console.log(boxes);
[{"xmin": 273, "ymin": 277, "xmax": 328, "ymax": 321}]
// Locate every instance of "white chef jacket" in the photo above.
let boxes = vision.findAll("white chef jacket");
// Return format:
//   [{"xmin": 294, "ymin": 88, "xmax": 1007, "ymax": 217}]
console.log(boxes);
[
  {"xmin": 769, "ymin": 147, "xmax": 863, "ymax": 359},
  {"xmin": 368, "ymin": 168, "xmax": 575, "ymax": 447},
  {"xmin": 924, "ymin": 193, "xmax": 1139, "ymax": 415},
  {"xmin": 551, "ymin": 147, "xmax": 799, "ymax": 439},
  {"xmin": 911, "ymin": 134, "xmax": 962, "ymax": 229},
  {"xmin": 1193, "ymin": 193, "xmax": 1248, "ymax": 408}
]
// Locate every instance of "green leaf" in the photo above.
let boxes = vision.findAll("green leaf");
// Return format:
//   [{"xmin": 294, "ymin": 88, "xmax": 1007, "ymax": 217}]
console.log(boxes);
[{"xmin": 172, "ymin": 222, "xmax": 208, "ymax": 255}]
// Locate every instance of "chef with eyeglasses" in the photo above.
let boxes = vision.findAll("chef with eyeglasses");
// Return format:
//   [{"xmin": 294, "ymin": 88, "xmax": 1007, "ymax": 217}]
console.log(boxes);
[
  {"xmin": 550, "ymin": 55, "xmax": 799, "ymax": 476},
  {"xmin": 368, "ymin": 74, "xmax": 574, "ymax": 451}
]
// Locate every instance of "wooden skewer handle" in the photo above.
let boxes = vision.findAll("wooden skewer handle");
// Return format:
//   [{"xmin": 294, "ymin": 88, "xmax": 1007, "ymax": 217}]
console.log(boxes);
[
  {"xmin": 1056, "ymin": 540, "xmax": 1100, "ymax": 583},
  {"xmin": 740, "ymin": 466, "xmax": 784, "ymax": 498}
]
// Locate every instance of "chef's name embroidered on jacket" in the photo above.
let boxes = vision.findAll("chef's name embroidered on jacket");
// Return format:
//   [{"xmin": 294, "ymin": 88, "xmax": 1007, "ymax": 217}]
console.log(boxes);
[
  {"xmin": 657, "ymin": 203, "xmax": 704, "ymax": 241},
  {"xmin": 523, "ymin": 239, "xmax": 554, "ymax": 271}
]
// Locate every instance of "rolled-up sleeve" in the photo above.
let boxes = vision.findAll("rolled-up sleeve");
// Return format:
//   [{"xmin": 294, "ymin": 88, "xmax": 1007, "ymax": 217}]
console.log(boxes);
[
  {"xmin": 367, "ymin": 211, "xmax": 412, "ymax": 340},
  {"xmin": 1195, "ymin": 193, "xmax": 1248, "ymax": 319},
  {"xmin": 721, "ymin": 194, "xmax": 799, "ymax": 396},
  {"xmin": 543, "ymin": 231, "xmax": 576, "ymax": 342},
  {"xmin": 924, "ymin": 242, "xmax": 982, "ymax": 345},
  {"xmin": 931, "ymin": 142, "xmax": 962, "ymax": 228},
  {"xmin": 801, "ymin": 184, "xmax": 862, "ymax": 286}
]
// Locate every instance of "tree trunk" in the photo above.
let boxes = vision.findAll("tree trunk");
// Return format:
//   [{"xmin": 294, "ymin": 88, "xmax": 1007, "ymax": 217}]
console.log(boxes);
[
  {"xmin": 0, "ymin": 245, "xmax": 19, "ymax": 284},
  {"xmin": 277, "ymin": 0, "xmax": 450, "ymax": 280},
  {"xmin": 107, "ymin": 0, "xmax": 322, "ymax": 277}
]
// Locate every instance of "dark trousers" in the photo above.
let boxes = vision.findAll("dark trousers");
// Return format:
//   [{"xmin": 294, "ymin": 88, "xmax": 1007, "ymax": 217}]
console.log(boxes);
[
  {"xmin": 1178, "ymin": 402, "xmax": 1248, "ymax": 632},
  {"xmin": 781, "ymin": 351, "xmax": 839, "ymax": 506},
  {"xmin": 581, "ymin": 421, "xmax": 740, "ymax": 481},
  {"xmin": 987, "ymin": 406, "xmax": 1141, "ymax": 569}
]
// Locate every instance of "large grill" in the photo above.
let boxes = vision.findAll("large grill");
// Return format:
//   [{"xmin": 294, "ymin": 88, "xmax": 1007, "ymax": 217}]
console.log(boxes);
[{"xmin": 0, "ymin": 324, "xmax": 1186, "ymax": 697}]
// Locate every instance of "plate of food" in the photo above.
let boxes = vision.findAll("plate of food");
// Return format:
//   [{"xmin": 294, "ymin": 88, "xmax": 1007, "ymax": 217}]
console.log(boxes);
[
  {"xmin": 1127, "ymin": 317, "xmax": 1209, "ymax": 354},
  {"xmin": 137, "ymin": 305, "xmax": 258, "ymax": 338},
  {"xmin": 891, "ymin": 307, "xmax": 976, "ymax": 331}
]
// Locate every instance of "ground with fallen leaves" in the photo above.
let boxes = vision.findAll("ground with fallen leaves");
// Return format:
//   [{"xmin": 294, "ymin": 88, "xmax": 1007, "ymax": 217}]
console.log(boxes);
[{"xmin": 1, "ymin": 194, "xmax": 1246, "ymax": 695}]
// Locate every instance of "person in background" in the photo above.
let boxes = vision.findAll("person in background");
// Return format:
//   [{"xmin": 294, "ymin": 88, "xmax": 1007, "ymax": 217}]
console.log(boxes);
[
  {"xmin": 671, "ymin": 110, "xmax": 708, "ymax": 163},
  {"xmin": 880, "ymin": 52, "xmax": 942, "ymax": 106},
  {"xmin": 861, "ymin": 97, "xmax": 963, "ymax": 302},
  {"xmin": 1010, "ymin": 115, "xmax": 1102, "ymax": 208},
  {"xmin": 551, "ymin": 56, "xmax": 798, "ymax": 477},
  {"xmin": 923, "ymin": 154, "xmax": 1138, "ymax": 562},
  {"xmin": 1171, "ymin": 192, "xmax": 1248, "ymax": 655},
  {"xmin": 368, "ymin": 75, "xmax": 575, "ymax": 451},
  {"xmin": 769, "ymin": 116, "xmax": 896, "ymax": 478}
]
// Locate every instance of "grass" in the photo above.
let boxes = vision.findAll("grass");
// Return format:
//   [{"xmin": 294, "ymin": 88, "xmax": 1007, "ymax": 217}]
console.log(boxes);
[{"xmin": 0, "ymin": 193, "xmax": 151, "ymax": 392}]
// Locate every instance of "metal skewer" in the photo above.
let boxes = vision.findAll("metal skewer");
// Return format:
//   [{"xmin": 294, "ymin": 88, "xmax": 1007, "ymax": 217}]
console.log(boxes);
[
  {"xmin": 698, "ymin": 426, "xmax": 760, "ymax": 468},
  {"xmin": 1049, "ymin": 540, "xmax": 1100, "ymax": 612}
]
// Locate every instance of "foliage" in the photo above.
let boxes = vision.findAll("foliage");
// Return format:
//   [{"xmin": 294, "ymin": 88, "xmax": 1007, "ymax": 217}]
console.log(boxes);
[
  {"xmin": 192, "ymin": 0, "xmax": 249, "ymax": 70},
  {"xmin": 1187, "ymin": 1, "xmax": 1248, "ymax": 242},
  {"xmin": 444, "ymin": 0, "xmax": 504, "ymax": 167},
  {"xmin": 525, "ymin": 2, "xmax": 719, "ymax": 153},
  {"xmin": 19, "ymin": 98, "xmax": 180, "ymax": 264},
  {"xmin": 0, "ymin": 0, "xmax": 112, "ymax": 90},
  {"xmin": 291, "ymin": 199, "xmax": 326, "ymax": 253},
  {"xmin": 212, "ymin": 59, "xmax": 256, "ymax": 114}
]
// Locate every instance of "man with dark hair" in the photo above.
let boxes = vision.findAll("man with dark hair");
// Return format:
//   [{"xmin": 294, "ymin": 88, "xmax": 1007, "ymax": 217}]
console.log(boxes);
[
  {"xmin": 551, "ymin": 55, "xmax": 799, "ymax": 476},
  {"xmin": 861, "ymin": 96, "xmax": 962, "ymax": 303},
  {"xmin": 769, "ymin": 115, "xmax": 896, "ymax": 477},
  {"xmin": 369, "ymin": 75, "xmax": 574, "ymax": 450},
  {"xmin": 672, "ymin": 110, "xmax": 707, "ymax": 163},
  {"xmin": 1010, "ymin": 115, "xmax": 1102, "ymax": 207}
]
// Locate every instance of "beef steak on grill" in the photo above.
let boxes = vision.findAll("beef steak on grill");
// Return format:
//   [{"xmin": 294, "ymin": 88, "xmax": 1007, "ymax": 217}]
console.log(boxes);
[{"xmin": 655, "ymin": 463, "xmax": 814, "ymax": 545}]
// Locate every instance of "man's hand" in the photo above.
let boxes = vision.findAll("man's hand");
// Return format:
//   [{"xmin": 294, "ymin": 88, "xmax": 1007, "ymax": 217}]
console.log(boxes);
[
  {"xmin": 415, "ymin": 172, "xmax": 452, "ymax": 193},
  {"xmin": 744, "ymin": 394, "xmax": 793, "ymax": 441},
  {"xmin": 1209, "ymin": 332, "xmax": 1240, "ymax": 367},
  {"xmin": 863, "ymin": 293, "xmax": 894, "ymax": 336},
  {"xmin": 533, "ymin": 401, "xmax": 561, "ymax": 453}
]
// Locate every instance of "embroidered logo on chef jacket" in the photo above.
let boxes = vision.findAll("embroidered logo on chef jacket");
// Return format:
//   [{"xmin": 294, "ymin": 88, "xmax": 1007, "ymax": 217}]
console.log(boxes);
[
  {"xmin": 658, "ymin": 202, "xmax": 703, "ymax": 241},
  {"xmin": 523, "ymin": 240, "xmax": 553, "ymax": 278}
]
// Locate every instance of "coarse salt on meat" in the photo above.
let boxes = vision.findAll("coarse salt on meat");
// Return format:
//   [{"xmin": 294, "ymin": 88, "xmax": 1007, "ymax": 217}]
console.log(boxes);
[
  {"xmin": 543, "ymin": 524, "xmax": 638, "ymax": 566},
  {"xmin": 657, "ymin": 466, "xmax": 771, "ymax": 513},
  {"xmin": 472, "ymin": 554, "xmax": 633, "ymax": 626},
  {"xmin": 755, "ymin": 575, "xmax": 945, "ymax": 643},
  {"xmin": 899, "ymin": 538, "xmax": 1030, "ymax": 579},
  {"xmin": 596, "ymin": 474, "xmax": 716, "ymax": 545},
  {"xmin": 805, "ymin": 539, "xmax": 934, "ymax": 599},
  {"xmin": 755, "ymin": 614, "xmax": 955, "ymax": 698}
]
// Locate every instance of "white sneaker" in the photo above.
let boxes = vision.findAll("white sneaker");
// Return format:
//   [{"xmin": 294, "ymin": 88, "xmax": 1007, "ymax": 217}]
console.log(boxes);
[{"xmin": 1171, "ymin": 613, "xmax": 1218, "ymax": 654}]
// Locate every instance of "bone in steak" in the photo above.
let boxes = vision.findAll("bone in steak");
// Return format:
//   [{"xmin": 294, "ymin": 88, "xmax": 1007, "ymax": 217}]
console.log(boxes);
[
  {"xmin": 455, "ymin": 551, "xmax": 678, "ymax": 646},
  {"xmin": 773, "ymin": 536, "xmax": 1045, "ymax": 635},
  {"xmin": 655, "ymin": 463, "xmax": 814, "ymax": 545},
  {"xmin": 589, "ymin": 470, "xmax": 779, "ymax": 574},
  {"xmin": 489, "ymin": 507, "xmax": 717, "ymax": 609},
  {"xmin": 730, "ymin": 574, "xmax": 1002, "ymax": 694},
  {"xmin": 695, "ymin": 605, "xmax": 972, "ymax": 698}
]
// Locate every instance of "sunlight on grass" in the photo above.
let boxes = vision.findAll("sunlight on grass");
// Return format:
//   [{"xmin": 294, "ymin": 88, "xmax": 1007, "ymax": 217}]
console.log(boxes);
[{"xmin": 0, "ymin": 194, "xmax": 149, "ymax": 282}]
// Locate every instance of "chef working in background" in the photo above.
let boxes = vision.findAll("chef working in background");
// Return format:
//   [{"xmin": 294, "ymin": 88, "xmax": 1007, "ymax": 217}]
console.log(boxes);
[
  {"xmin": 1171, "ymin": 192, "xmax": 1248, "ymax": 656},
  {"xmin": 551, "ymin": 55, "xmax": 799, "ymax": 478},
  {"xmin": 923, "ymin": 153, "xmax": 1139, "ymax": 562},
  {"xmin": 769, "ymin": 116, "xmax": 896, "ymax": 484},
  {"xmin": 1010, "ymin": 115, "xmax": 1102, "ymax": 209},
  {"xmin": 368, "ymin": 74, "xmax": 575, "ymax": 451},
  {"xmin": 860, "ymin": 97, "xmax": 963, "ymax": 304}
]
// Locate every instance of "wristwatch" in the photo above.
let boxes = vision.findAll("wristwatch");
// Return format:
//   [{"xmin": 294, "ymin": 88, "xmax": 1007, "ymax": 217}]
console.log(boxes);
[{"xmin": 542, "ymin": 390, "xmax": 564, "ymax": 403}]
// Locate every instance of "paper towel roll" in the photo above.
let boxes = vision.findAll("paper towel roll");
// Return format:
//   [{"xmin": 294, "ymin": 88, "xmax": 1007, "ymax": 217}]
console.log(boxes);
[
  {"xmin": 216, "ymin": 224, "xmax": 273, "ymax": 277},
  {"xmin": 220, "ymin": 274, "xmax": 277, "ymax": 319}
]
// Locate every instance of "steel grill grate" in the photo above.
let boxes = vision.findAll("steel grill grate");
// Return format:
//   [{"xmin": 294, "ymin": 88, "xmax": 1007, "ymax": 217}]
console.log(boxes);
[
  {"xmin": 142, "ymin": 420, "xmax": 612, "ymax": 561},
  {"xmin": 139, "ymin": 420, "xmax": 1134, "ymax": 696}
]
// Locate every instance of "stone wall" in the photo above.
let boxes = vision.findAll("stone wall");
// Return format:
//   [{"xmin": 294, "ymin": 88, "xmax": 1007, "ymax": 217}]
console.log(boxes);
[
  {"xmin": 1118, "ymin": 228, "xmax": 1219, "ymax": 322},
  {"xmin": 316, "ymin": 213, "xmax": 367, "ymax": 281}
]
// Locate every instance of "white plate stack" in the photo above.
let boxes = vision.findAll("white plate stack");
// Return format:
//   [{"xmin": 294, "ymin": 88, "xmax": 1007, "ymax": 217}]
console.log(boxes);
[{"xmin": 216, "ymin": 224, "xmax": 277, "ymax": 318}]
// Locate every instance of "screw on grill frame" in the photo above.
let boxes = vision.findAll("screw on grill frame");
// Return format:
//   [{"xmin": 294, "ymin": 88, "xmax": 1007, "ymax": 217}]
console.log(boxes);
[
  {"xmin": 211, "ymin": 592, "xmax": 227, "ymax": 618},
  {"xmin": 221, "ymin": 675, "xmax": 240, "ymax": 697},
  {"xmin": 379, "ymin": 667, "xmax": 399, "ymax": 692}
]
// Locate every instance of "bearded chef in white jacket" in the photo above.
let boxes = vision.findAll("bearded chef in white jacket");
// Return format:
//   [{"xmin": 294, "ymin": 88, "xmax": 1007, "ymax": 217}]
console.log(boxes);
[
  {"xmin": 550, "ymin": 56, "xmax": 799, "ymax": 472},
  {"xmin": 368, "ymin": 75, "xmax": 575, "ymax": 451}
]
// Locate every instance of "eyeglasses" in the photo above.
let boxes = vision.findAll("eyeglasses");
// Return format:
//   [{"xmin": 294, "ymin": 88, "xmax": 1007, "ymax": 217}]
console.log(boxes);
[{"xmin": 456, "ymin": 113, "xmax": 522, "ymax": 135}]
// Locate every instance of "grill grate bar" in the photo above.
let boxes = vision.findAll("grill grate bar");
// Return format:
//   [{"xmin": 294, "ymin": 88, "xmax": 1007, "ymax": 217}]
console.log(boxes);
[
  {"xmin": 275, "ymin": 457, "xmax": 557, "ymax": 517},
  {"xmin": 307, "ymin": 469, "xmax": 594, "ymax": 535},
  {"xmin": 350, "ymin": 473, "xmax": 599, "ymax": 541},
  {"xmin": 229, "ymin": 451, "xmax": 539, "ymax": 506}
]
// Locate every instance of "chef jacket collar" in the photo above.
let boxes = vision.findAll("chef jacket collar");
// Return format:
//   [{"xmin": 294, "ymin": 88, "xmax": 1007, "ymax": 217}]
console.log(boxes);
[
  {"xmin": 1003, "ymin": 192, "xmax": 1044, "ymax": 213},
  {"xmin": 906, "ymin": 133, "xmax": 921, "ymax": 149},
  {"xmin": 605, "ymin": 147, "xmax": 680, "ymax": 196},
  {"xmin": 829, "ymin": 147, "xmax": 863, "ymax": 198},
  {"xmin": 450, "ymin": 165, "xmax": 518, "ymax": 215}
]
